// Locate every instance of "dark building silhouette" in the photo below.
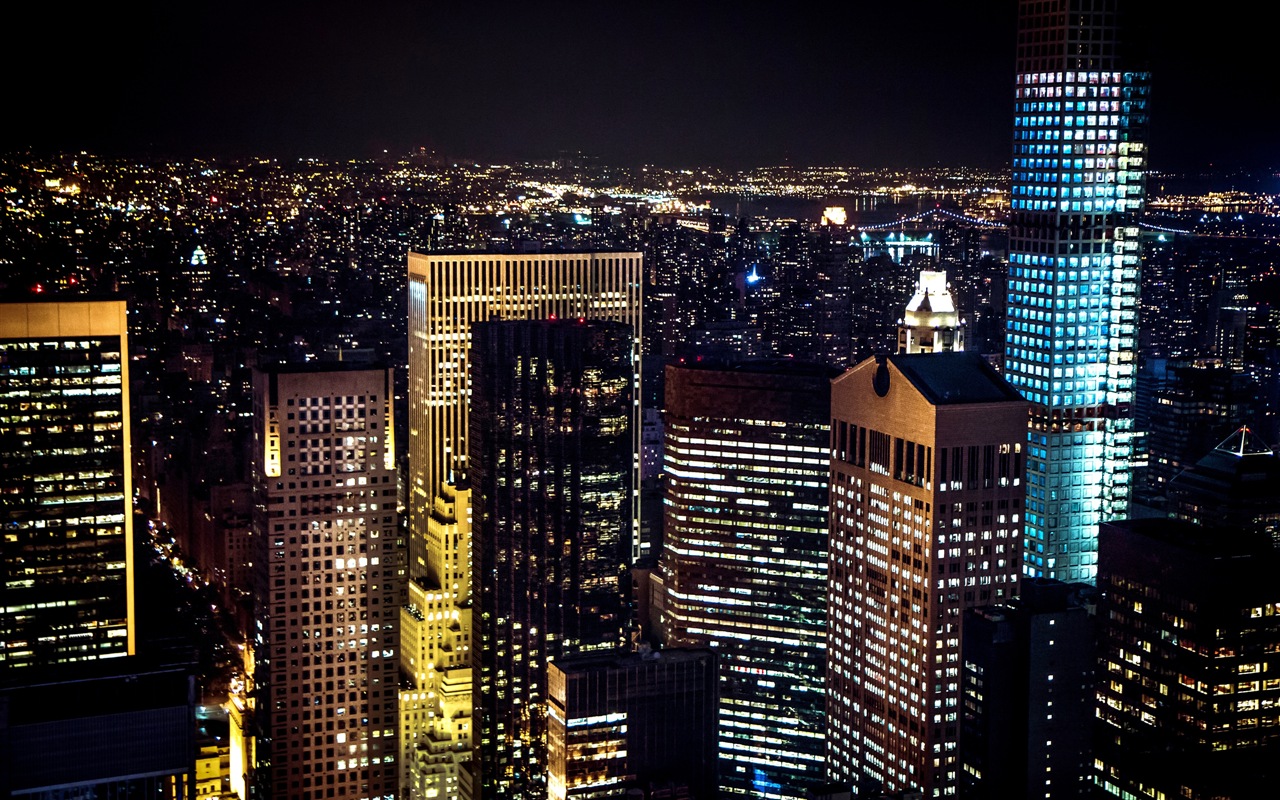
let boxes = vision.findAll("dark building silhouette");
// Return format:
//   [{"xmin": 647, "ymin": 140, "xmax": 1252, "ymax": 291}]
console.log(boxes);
[
  {"xmin": 469, "ymin": 319, "xmax": 633, "ymax": 800},
  {"xmin": 546, "ymin": 647, "xmax": 718, "ymax": 800},
  {"xmin": 659, "ymin": 360, "xmax": 835, "ymax": 799},
  {"xmin": 1095, "ymin": 519, "xmax": 1280, "ymax": 798},
  {"xmin": 1168, "ymin": 426, "xmax": 1280, "ymax": 547},
  {"xmin": 960, "ymin": 579, "xmax": 1095, "ymax": 799}
]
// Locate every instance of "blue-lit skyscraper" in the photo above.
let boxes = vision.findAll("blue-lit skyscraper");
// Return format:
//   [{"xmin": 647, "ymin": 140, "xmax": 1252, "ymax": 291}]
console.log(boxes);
[{"xmin": 1005, "ymin": 0, "xmax": 1149, "ymax": 582}]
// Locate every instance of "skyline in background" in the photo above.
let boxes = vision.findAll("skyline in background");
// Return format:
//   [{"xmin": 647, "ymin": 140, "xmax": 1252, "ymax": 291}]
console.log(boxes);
[{"xmin": 7, "ymin": 2, "xmax": 1273, "ymax": 171}]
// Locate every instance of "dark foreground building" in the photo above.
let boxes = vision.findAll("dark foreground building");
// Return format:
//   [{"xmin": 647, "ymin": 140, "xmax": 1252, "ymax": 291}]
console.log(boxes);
[
  {"xmin": 1095, "ymin": 518, "xmax": 1280, "ymax": 798},
  {"xmin": 469, "ymin": 319, "xmax": 633, "ymax": 800},
  {"xmin": 547, "ymin": 647, "xmax": 718, "ymax": 800},
  {"xmin": 960, "ymin": 579, "xmax": 1095, "ymax": 799}
]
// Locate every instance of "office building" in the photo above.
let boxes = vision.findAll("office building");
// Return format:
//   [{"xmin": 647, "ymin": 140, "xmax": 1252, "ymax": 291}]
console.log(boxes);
[
  {"xmin": 468, "ymin": 319, "xmax": 632, "ymax": 800},
  {"xmin": 899, "ymin": 270, "xmax": 966, "ymax": 355},
  {"xmin": 959, "ymin": 579, "xmax": 1094, "ymax": 800},
  {"xmin": 1168, "ymin": 426, "xmax": 1280, "ymax": 546},
  {"xmin": 1005, "ymin": 0, "xmax": 1150, "ymax": 582},
  {"xmin": 827, "ymin": 353, "xmax": 1027, "ymax": 797},
  {"xmin": 1095, "ymin": 518, "xmax": 1280, "ymax": 798},
  {"xmin": 400, "ymin": 482, "xmax": 474, "ymax": 800},
  {"xmin": 250, "ymin": 364, "xmax": 401, "ymax": 800},
  {"xmin": 406, "ymin": 251, "xmax": 643, "ymax": 572},
  {"xmin": 660, "ymin": 360, "xmax": 834, "ymax": 799},
  {"xmin": 547, "ymin": 647, "xmax": 719, "ymax": 800},
  {"xmin": 1, "ymin": 299, "xmax": 135, "ymax": 669}
]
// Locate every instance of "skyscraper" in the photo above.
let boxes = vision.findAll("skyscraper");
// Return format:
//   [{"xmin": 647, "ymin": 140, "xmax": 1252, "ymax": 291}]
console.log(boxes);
[
  {"xmin": 1095, "ymin": 518, "xmax": 1280, "ymax": 798},
  {"xmin": 468, "ymin": 319, "xmax": 633, "ymax": 800},
  {"xmin": 1005, "ymin": 0, "xmax": 1149, "ymax": 582},
  {"xmin": 660, "ymin": 360, "xmax": 834, "ymax": 799},
  {"xmin": 1, "ymin": 299, "xmax": 135, "ymax": 669},
  {"xmin": 250, "ymin": 364, "xmax": 401, "ymax": 800},
  {"xmin": 827, "ymin": 353, "xmax": 1027, "ymax": 797},
  {"xmin": 406, "ymin": 251, "xmax": 643, "ymax": 572}
]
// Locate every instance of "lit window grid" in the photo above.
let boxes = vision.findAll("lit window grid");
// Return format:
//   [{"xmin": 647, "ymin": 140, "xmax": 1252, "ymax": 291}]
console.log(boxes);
[{"xmin": 661, "ymin": 416, "xmax": 829, "ymax": 799}]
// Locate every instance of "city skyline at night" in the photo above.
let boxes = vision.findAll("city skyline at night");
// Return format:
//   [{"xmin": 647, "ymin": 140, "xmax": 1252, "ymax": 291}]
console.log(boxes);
[{"xmin": 4, "ymin": 2, "xmax": 1280, "ymax": 799}]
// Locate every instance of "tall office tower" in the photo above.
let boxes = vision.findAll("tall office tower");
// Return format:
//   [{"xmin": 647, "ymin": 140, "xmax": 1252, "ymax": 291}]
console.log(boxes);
[
  {"xmin": 959, "ymin": 579, "xmax": 1094, "ymax": 800},
  {"xmin": 400, "ymin": 482, "xmax": 474, "ymax": 799},
  {"xmin": 1005, "ymin": 0, "xmax": 1150, "ymax": 582},
  {"xmin": 546, "ymin": 648, "xmax": 719, "ymax": 800},
  {"xmin": 250, "ymin": 364, "xmax": 401, "ymax": 800},
  {"xmin": 407, "ymin": 251, "xmax": 643, "ymax": 575},
  {"xmin": 0, "ymin": 299, "xmax": 135, "ymax": 669},
  {"xmin": 827, "ymin": 353, "xmax": 1027, "ymax": 797},
  {"xmin": 469, "ymin": 319, "xmax": 632, "ymax": 800},
  {"xmin": 1095, "ymin": 518, "xmax": 1280, "ymax": 799},
  {"xmin": 661, "ymin": 361, "xmax": 834, "ymax": 800},
  {"xmin": 1168, "ymin": 426, "xmax": 1280, "ymax": 546},
  {"xmin": 899, "ymin": 270, "xmax": 966, "ymax": 355}
]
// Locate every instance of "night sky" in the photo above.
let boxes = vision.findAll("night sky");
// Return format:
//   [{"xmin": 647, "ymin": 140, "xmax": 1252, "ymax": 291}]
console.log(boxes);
[{"xmin": 7, "ymin": 2, "xmax": 1273, "ymax": 170}]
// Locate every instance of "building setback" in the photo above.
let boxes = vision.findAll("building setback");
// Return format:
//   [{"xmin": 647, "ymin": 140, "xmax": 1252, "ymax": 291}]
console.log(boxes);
[
  {"xmin": 660, "ymin": 360, "xmax": 834, "ymax": 800},
  {"xmin": 826, "ymin": 352, "xmax": 1027, "ymax": 797},
  {"xmin": 250, "ymin": 364, "xmax": 401, "ymax": 800},
  {"xmin": 468, "ymin": 319, "xmax": 633, "ymax": 800},
  {"xmin": 1, "ymin": 300, "xmax": 135, "ymax": 669},
  {"xmin": 547, "ymin": 647, "xmax": 719, "ymax": 800},
  {"xmin": 1005, "ymin": 0, "xmax": 1149, "ymax": 582}
]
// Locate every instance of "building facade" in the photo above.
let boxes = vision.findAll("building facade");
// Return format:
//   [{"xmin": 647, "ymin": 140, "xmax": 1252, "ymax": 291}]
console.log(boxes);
[
  {"xmin": 250, "ymin": 364, "xmax": 401, "ymax": 800},
  {"xmin": 546, "ymin": 648, "xmax": 718, "ymax": 800},
  {"xmin": 468, "ymin": 319, "xmax": 633, "ymax": 800},
  {"xmin": 0, "ymin": 299, "xmax": 135, "ymax": 669},
  {"xmin": 1005, "ymin": 0, "xmax": 1149, "ymax": 582},
  {"xmin": 827, "ymin": 353, "xmax": 1027, "ymax": 797},
  {"xmin": 660, "ymin": 360, "xmax": 834, "ymax": 799}
]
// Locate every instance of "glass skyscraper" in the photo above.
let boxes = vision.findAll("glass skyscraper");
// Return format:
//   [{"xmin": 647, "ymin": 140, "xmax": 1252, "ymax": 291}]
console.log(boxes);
[
  {"xmin": 1, "ymin": 300, "xmax": 135, "ymax": 669},
  {"xmin": 1005, "ymin": 0, "xmax": 1149, "ymax": 582},
  {"xmin": 660, "ymin": 360, "xmax": 833, "ymax": 800}
]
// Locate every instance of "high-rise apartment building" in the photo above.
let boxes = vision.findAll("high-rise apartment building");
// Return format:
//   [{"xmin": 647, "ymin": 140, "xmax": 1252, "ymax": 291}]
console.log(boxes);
[
  {"xmin": 468, "ymin": 319, "xmax": 633, "ymax": 800},
  {"xmin": 1005, "ymin": 0, "xmax": 1149, "ymax": 582},
  {"xmin": 1168, "ymin": 426, "xmax": 1280, "ymax": 546},
  {"xmin": 547, "ymin": 647, "xmax": 719, "ymax": 800},
  {"xmin": 406, "ymin": 251, "xmax": 643, "ymax": 572},
  {"xmin": 250, "ymin": 364, "xmax": 401, "ymax": 800},
  {"xmin": 1, "ymin": 299, "xmax": 135, "ymax": 669},
  {"xmin": 827, "ymin": 353, "xmax": 1027, "ymax": 797},
  {"xmin": 1095, "ymin": 518, "xmax": 1280, "ymax": 798},
  {"xmin": 660, "ymin": 360, "xmax": 834, "ymax": 799}
]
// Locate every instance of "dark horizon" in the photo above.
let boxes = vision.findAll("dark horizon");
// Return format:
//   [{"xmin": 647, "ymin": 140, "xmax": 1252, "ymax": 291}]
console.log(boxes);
[{"xmin": 6, "ymin": 2, "xmax": 1276, "ymax": 171}]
